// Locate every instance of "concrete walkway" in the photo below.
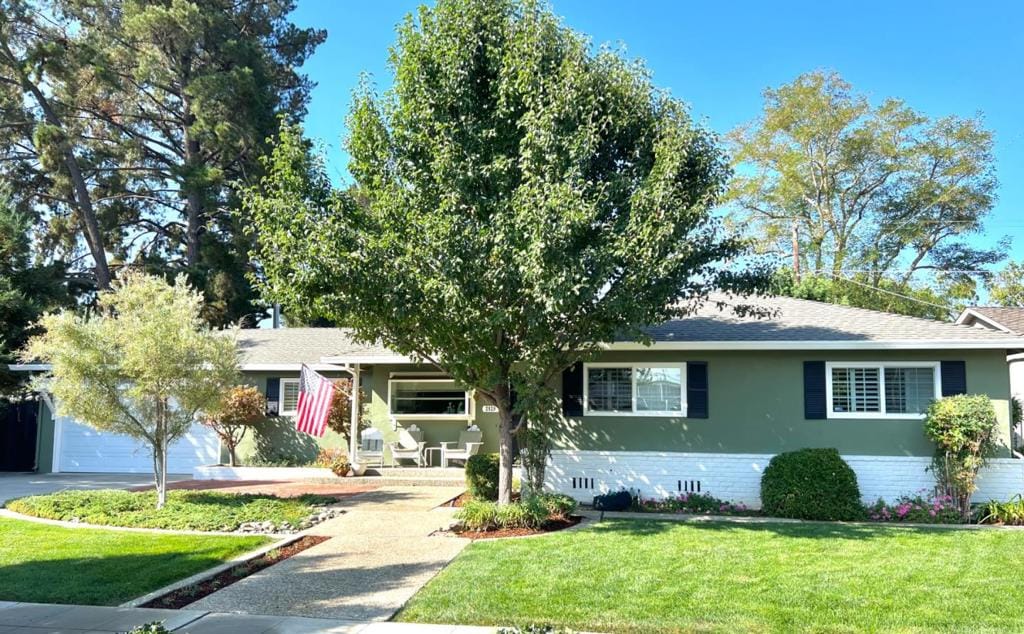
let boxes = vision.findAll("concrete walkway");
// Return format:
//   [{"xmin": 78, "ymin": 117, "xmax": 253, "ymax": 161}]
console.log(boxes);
[
  {"xmin": 189, "ymin": 486, "xmax": 469, "ymax": 621},
  {"xmin": 0, "ymin": 601, "xmax": 494, "ymax": 632}
]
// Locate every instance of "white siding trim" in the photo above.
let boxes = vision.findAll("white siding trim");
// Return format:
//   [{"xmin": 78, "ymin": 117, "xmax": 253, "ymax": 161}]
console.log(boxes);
[
  {"xmin": 601, "ymin": 340, "xmax": 1020, "ymax": 350},
  {"xmin": 545, "ymin": 450, "xmax": 1024, "ymax": 507}
]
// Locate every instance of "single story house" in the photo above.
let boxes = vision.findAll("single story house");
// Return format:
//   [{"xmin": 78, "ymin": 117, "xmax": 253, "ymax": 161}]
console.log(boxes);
[{"xmin": 12, "ymin": 295, "xmax": 1024, "ymax": 507}]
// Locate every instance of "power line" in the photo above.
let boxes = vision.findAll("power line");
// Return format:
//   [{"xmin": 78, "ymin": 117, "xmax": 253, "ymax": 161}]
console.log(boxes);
[{"xmin": 826, "ymin": 272, "xmax": 956, "ymax": 314}]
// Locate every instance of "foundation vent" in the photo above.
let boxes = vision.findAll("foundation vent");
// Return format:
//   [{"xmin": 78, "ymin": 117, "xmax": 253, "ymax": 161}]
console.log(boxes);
[
  {"xmin": 572, "ymin": 476, "xmax": 595, "ymax": 490},
  {"xmin": 677, "ymin": 479, "xmax": 702, "ymax": 493}
]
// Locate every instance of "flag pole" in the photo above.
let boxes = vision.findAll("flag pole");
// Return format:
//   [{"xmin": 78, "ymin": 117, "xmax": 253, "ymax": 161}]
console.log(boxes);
[{"xmin": 349, "ymin": 363, "xmax": 361, "ymax": 462}]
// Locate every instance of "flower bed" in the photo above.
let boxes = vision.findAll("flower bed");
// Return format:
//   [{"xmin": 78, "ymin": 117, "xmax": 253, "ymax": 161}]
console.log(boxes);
[
  {"xmin": 865, "ymin": 491, "xmax": 962, "ymax": 524},
  {"xmin": 634, "ymin": 492, "xmax": 755, "ymax": 516}
]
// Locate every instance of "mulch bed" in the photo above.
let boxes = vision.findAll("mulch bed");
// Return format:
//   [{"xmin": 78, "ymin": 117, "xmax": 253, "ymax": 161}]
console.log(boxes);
[
  {"xmin": 140, "ymin": 535, "xmax": 330, "ymax": 609},
  {"xmin": 442, "ymin": 491, "xmax": 521, "ymax": 508},
  {"xmin": 452, "ymin": 515, "xmax": 581, "ymax": 540}
]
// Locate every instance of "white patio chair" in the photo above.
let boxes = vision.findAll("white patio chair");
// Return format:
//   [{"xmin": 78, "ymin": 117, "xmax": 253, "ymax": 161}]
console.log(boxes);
[
  {"xmin": 388, "ymin": 425, "xmax": 426, "ymax": 467},
  {"xmin": 356, "ymin": 428, "xmax": 385, "ymax": 468},
  {"xmin": 440, "ymin": 426, "xmax": 484, "ymax": 468}
]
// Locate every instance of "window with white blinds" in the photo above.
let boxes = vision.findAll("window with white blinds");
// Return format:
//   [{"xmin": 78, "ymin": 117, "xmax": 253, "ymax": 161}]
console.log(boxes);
[
  {"xmin": 826, "ymin": 362, "xmax": 939, "ymax": 419},
  {"xmin": 584, "ymin": 363, "xmax": 687, "ymax": 416}
]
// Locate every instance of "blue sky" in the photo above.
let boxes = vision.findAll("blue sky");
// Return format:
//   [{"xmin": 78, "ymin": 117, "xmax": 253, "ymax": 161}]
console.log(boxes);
[{"xmin": 290, "ymin": 0, "xmax": 1024, "ymax": 267}]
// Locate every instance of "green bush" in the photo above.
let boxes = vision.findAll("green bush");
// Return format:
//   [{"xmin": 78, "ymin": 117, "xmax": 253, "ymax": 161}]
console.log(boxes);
[
  {"xmin": 924, "ymin": 394, "xmax": 999, "ymax": 520},
  {"xmin": 314, "ymin": 447, "xmax": 350, "ymax": 477},
  {"xmin": 126, "ymin": 623, "xmax": 170, "ymax": 634},
  {"xmin": 455, "ymin": 497, "xmax": 550, "ymax": 531},
  {"xmin": 980, "ymin": 495, "xmax": 1024, "ymax": 525},
  {"xmin": 534, "ymin": 493, "xmax": 577, "ymax": 519},
  {"xmin": 592, "ymin": 490, "xmax": 633, "ymax": 511},
  {"xmin": 760, "ymin": 448, "xmax": 863, "ymax": 521},
  {"xmin": 465, "ymin": 453, "xmax": 500, "ymax": 501}
]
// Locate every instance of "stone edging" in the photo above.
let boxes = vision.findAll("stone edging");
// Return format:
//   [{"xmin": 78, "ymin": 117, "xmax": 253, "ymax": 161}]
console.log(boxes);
[
  {"xmin": 583, "ymin": 509, "xmax": 1024, "ymax": 531},
  {"xmin": 120, "ymin": 534, "xmax": 306, "ymax": 608}
]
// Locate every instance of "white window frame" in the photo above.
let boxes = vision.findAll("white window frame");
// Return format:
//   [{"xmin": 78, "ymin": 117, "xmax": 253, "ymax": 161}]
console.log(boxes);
[
  {"xmin": 387, "ymin": 378, "xmax": 473, "ymax": 420},
  {"xmin": 279, "ymin": 378, "xmax": 301, "ymax": 416},
  {"xmin": 825, "ymin": 361, "xmax": 941, "ymax": 420},
  {"xmin": 583, "ymin": 362, "xmax": 688, "ymax": 417}
]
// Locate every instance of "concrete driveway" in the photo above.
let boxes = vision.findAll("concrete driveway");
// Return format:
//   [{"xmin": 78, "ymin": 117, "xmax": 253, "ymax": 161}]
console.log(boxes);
[{"xmin": 0, "ymin": 473, "xmax": 190, "ymax": 505}]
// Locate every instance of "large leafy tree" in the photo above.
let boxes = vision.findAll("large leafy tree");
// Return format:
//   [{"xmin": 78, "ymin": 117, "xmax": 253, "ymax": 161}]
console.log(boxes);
[
  {"xmin": 24, "ymin": 271, "xmax": 238, "ymax": 507},
  {"xmin": 247, "ymin": 0, "xmax": 762, "ymax": 504},
  {"xmin": 0, "ymin": 0, "xmax": 115, "ymax": 290},
  {"xmin": 729, "ymin": 71, "xmax": 1001, "ymax": 315},
  {"xmin": 987, "ymin": 261, "xmax": 1024, "ymax": 308},
  {"xmin": 0, "ymin": 0, "xmax": 325, "ymax": 325}
]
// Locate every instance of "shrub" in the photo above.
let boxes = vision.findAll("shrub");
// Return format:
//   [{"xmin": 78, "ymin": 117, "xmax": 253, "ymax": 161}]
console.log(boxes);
[
  {"xmin": 200, "ymin": 385, "xmax": 267, "ymax": 467},
  {"xmin": 760, "ymin": 448, "xmax": 863, "ymax": 521},
  {"xmin": 637, "ymin": 492, "xmax": 750, "ymax": 515},
  {"xmin": 980, "ymin": 495, "xmax": 1024, "ymax": 525},
  {"xmin": 534, "ymin": 493, "xmax": 577, "ymax": 519},
  {"xmin": 866, "ymin": 491, "xmax": 962, "ymax": 524},
  {"xmin": 314, "ymin": 447, "xmax": 350, "ymax": 477},
  {"xmin": 126, "ymin": 624, "xmax": 170, "ymax": 634},
  {"xmin": 465, "ymin": 453, "xmax": 500, "ymax": 501},
  {"xmin": 455, "ymin": 497, "xmax": 551, "ymax": 531},
  {"xmin": 592, "ymin": 489, "xmax": 633, "ymax": 512},
  {"xmin": 924, "ymin": 394, "xmax": 999, "ymax": 520}
]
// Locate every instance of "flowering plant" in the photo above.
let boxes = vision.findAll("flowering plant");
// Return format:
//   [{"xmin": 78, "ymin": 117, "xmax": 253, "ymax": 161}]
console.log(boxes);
[
  {"xmin": 866, "ymin": 490, "xmax": 962, "ymax": 524},
  {"xmin": 637, "ymin": 492, "xmax": 751, "ymax": 516}
]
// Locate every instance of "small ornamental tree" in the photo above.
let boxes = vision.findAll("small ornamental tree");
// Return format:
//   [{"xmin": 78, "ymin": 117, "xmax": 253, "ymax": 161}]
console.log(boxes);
[
  {"xmin": 324, "ymin": 378, "xmax": 369, "ymax": 449},
  {"xmin": 202, "ymin": 385, "xmax": 267, "ymax": 466},
  {"xmin": 23, "ymin": 271, "xmax": 239, "ymax": 508},
  {"xmin": 246, "ymin": 0, "xmax": 764, "ymax": 504},
  {"xmin": 924, "ymin": 394, "xmax": 1000, "ymax": 520}
]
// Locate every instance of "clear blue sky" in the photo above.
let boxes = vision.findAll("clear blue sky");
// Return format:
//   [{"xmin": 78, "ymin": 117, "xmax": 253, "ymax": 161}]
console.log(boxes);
[{"xmin": 290, "ymin": 0, "xmax": 1024, "ymax": 266}]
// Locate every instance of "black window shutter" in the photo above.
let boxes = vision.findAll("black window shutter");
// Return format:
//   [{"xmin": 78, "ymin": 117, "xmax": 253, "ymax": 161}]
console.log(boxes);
[
  {"xmin": 265, "ymin": 377, "xmax": 280, "ymax": 416},
  {"xmin": 562, "ymin": 363, "xmax": 584, "ymax": 417},
  {"xmin": 686, "ymin": 362, "xmax": 709, "ymax": 419},
  {"xmin": 941, "ymin": 361, "xmax": 967, "ymax": 397},
  {"xmin": 804, "ymin": 361, "xmax": 826, "ymax": 419}
]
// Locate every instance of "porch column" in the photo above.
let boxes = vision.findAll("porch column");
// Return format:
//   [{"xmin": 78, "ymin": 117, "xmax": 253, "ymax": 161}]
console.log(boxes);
[{"xmin": 349, "ymin": 363, "xmax": 361, "ymax": 460}]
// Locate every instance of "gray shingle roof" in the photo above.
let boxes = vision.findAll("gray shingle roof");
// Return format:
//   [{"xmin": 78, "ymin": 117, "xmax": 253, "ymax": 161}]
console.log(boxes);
[
  {"xmin": 631, "ymin": 295, "xmax": 1024, "ymax": 347},
  {"xmin": 230, "ymin": 295, "xmax": 1024, "ymax": 368},
  {"xmin": 962, "ymin": 307, "xmax": 1024, "ymax": 336},
  {"xmin": 235, "ymin": 328, "xmax": 397, "ymax": 368}
]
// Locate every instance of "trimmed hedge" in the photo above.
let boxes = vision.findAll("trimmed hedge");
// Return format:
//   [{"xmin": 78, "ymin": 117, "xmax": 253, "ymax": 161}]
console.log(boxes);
[
  {"xmin": 465, "ymin": 453, "xmax": 500, "ymax": 501},
  {"xmin": 760, "ymin": 448, "xmax": 863, "ymax": 521}
]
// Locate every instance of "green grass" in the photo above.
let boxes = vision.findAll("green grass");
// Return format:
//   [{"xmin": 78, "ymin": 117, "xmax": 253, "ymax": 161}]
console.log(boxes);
[
  {"xmin": 398, "ymin": 519, "xmax": 1024, "ymax": 633},
  {"xmin": 0, "ymin": 516, "xmax": 268, "ymax": 605},
  {"xmin": 6, "ymin": 489, "xmax": 337, "ymax": 532}
]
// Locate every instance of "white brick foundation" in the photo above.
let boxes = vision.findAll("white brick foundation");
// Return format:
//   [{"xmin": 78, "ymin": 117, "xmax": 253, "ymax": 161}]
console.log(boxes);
[{"xmin": 545, "ymin": 450, "xmax": 1024, "ymax": 507}]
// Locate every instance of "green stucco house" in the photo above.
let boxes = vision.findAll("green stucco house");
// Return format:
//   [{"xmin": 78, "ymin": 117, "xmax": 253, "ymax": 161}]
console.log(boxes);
[{"xmin": 21, "ymin": 295, "xmax": 1024, "ymax": 506}]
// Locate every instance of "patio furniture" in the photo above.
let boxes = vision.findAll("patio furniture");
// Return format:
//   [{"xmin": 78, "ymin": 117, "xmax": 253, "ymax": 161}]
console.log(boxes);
[
  {"xmin": 357, "ymin": 428, "xmax": 385, "ymax": 468},
  {"xmin": 388, "ymin": 424, "xmax": 426, "ymax": 467},
  {"xmin": 424, "ymin": 446, "xmax": 443, "ymax": 467},
  {"xmin": 440, "ymin": 426, "xmax": 484, "ymax": 467}
]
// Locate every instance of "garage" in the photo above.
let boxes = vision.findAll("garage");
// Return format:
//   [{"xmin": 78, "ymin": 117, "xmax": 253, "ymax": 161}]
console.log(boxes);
[{"xmin": 53, "ymin": 416, "xmax": 220, "ymax": 474}]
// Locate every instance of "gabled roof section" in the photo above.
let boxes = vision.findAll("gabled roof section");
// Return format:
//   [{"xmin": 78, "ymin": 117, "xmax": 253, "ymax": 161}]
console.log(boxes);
[
  {"xmin": 609, "ymin": 295, "xmax": 1024, "ymax": 350},
  {"xmin": 955, "ymin": 307, "xmax": 1024, "ymax": 336},
  {"xmin": 235, "ymin": 328, "xmax": 406, "ymax": 370}
]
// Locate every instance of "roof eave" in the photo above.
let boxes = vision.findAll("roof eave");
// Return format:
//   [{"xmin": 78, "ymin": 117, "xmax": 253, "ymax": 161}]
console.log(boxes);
[
  {"xmin": 955, "ymin": 308, "xmax": 1015, "ymax": 333},
  {"xmin": 604, "ymin": 340, "xmax": 1023, "ymax": 351}
]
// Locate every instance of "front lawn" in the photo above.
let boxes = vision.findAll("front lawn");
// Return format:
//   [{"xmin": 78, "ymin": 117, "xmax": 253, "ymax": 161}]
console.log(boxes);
[
  {"xmin": 0, "ymin": 517, "xmax": 268, "ymax": 605},
  {"xmin": 399, "ymin": 519, "xmax": 1024, "ymax": 632},
  {"xmin": 6, "ymin": 489, "xmax": 337, "ymax": 532}
]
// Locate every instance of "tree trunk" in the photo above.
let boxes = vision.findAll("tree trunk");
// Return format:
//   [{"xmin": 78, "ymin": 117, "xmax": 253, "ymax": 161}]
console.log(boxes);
[
  {"xmin": 227, "ymin": 440, "xmax": 238, "ymax": 467},
  {"xmin": 181, "ymin": 94, "xmax": 203, "ymax": 267},
  {"xmin": 497, "ymin": 405, "xmax": 515, "ymax": 505}
]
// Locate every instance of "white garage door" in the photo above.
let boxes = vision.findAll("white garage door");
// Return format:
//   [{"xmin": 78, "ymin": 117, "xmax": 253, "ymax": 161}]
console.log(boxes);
[{"xmin": 55, "ymin": 417, "xmax": 220, "ymax": 474}]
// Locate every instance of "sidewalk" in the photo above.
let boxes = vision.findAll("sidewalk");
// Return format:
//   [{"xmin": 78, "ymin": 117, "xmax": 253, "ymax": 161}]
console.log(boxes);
[
  {"xmin": 187, "ymin": 486, "xmax": 469, "ymax": 621},
  {"xmin": 0, "ymin": 601, "xmax": 494, "ymax": 633}
]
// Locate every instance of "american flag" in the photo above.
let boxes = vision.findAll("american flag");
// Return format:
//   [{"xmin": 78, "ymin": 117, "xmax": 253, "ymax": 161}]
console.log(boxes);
[{"xmin": 295, "ymin": 364, "xmax": 335, "ymax": 437}]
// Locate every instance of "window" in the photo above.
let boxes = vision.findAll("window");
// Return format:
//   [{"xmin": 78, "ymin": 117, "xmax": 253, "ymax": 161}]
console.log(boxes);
[
  {"xmin": 826, "ymin": 362, "xmax": 939, "ymax": 419},
  {"xmin": 389, "ymin": 379, "xmax": 470, "ymax": 417},
  {"xmin": 280, "ymin": 378, "xmax": 300, "ymax": 416},
  {"xmin": 584, "ymin": 363, "xmax": 686, "ymax": 416}
]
